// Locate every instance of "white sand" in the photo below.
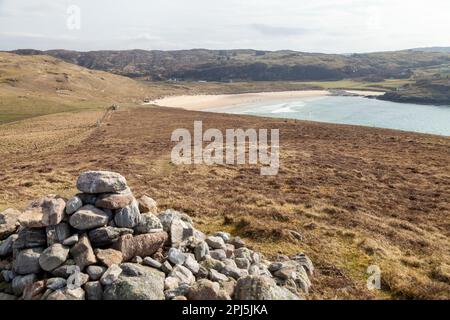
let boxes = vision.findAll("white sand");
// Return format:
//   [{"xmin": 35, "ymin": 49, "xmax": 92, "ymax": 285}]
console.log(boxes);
[{"xmin": 149, "ymin": 90, "xmax": 384, "ymax": 111}]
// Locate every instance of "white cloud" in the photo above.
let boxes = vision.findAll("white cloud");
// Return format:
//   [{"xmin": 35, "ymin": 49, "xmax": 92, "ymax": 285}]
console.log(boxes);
[{"xmin": 0, "ymin": 0, "xmax": 448, "ymax": 52}]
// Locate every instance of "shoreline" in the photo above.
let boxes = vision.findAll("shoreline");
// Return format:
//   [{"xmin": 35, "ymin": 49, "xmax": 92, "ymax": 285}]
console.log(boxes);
[{"xmin": 148, "ymin": 89, "xmax": 385, "ymax": 111}]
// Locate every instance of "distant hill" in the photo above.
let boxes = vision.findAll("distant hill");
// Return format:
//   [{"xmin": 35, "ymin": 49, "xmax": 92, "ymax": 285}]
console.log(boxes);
[
  {"xmin": 10, "ymin": 48, "xmax": 450, "ymax": 82},
  {"xmin": 412, "ymin": 47, "xmax": 450, "ymax": 53}
]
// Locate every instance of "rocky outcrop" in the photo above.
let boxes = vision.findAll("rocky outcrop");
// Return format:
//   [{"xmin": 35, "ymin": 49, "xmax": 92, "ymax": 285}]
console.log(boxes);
[{"xmin": 0, "ymin": 171, "xmax": 314, "ymax": 300}]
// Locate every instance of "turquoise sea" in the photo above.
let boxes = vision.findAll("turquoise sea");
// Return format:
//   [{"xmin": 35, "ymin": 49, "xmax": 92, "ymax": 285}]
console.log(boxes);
[{"xmin": 206, "ymin": 96, "xmax": 450, "ymax": 136}]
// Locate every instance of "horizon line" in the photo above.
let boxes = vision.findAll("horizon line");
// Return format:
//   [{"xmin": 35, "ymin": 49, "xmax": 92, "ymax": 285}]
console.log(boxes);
[{"xmin": 4, "ymin": 45, "xmax": 450, "ymax": 56}]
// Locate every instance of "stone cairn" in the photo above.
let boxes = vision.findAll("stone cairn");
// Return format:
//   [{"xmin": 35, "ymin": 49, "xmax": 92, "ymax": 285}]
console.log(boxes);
[{"xmin": 0, "ymin": 171, "xmax": 314, "ymax": 300}]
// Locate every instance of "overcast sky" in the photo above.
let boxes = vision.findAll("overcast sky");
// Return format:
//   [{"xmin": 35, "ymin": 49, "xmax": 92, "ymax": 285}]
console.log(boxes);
[{"xmin": 0, "ymin": 0, "xmax": 449, "ymax": 53}]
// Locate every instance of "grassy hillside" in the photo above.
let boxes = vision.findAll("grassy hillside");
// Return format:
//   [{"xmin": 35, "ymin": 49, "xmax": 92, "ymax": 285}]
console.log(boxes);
[
  {"xmin": 0, "ymin": 106, "xmax": 449, "ymax": 300},
  {"xmin": 11, "ymin": 49, "xmax": 450, "ymax": 82},
  {"xmin": 0, "ymin": 52, "xmax": 158, "ymax": 123}
]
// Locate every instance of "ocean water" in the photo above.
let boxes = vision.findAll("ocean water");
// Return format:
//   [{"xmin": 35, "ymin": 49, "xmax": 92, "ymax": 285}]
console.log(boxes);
[{"xmin": 206, "ymin": 96, "xmax": 450, "ymax": 136}]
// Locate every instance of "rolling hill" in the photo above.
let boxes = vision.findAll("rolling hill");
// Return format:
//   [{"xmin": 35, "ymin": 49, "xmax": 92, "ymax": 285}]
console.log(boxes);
[
  {"xmin": 0, "ymin": 52, "xmax": 153, "ymax": 123},
  {"xmin": 11, "ymin": 49, "xmax": 450, "ymax": 82}
]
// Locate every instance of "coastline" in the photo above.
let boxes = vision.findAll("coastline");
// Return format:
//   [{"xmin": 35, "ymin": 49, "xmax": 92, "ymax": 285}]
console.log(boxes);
[{"xmin": 149, "ymin": 89, "xmax": 385, "ymax": 111}]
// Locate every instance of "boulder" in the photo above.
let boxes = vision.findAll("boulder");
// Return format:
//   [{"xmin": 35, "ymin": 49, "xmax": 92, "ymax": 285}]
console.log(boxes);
[
  {"xmin": 46, "ymin": 222, "xmax": 71, "ymax": 246},
  {"xmin": 165, "ymin": 283, "xmax": 190, "ymax": 300},
  {"xmin": 170, "ymin": 265, "xmax": 195, "ymax": 285},
  {"xmin": 291, "ymin": 253, "xmax": 314, "ymax": 277},
  {"xmin": 164, "ymin": 277, "xmax": 179, "ymax": 290},
  {"xmin": 132, "ymin": 256, "xmax": 143, "ymax": 264},
  {"xmin": 47, "ymin": 287, "xmax": 85, "ymax": 300},
  {"xmin": 143, "ymin": 257, "xmax": 162, "ymax": 269},
  {"xmin": 184, "ymin": 255, "xmax": 200, "ymax": 274},
  {"xmin": 114, "ymin": 200, "xmax": 140, "ymax": 228},
  {"xmin": 222, "ymin": 265, "xmax": 248, "ymax": 280},
  {"xmin": 65, "ymin": 196, "xmax": 83, "ymax": 215},
  {"xmin": 1, "ymin": 270, "xmax": 14, "ymax": 282},
  {"xmin": 248, "ymin": 264, "xmax": 260, "ymax": 276},
  {"xmin": 12, "ymin": 274, "xmax": 36, "ymax": 296},
  {"xmin": 88, "ymin": 226, "xmax": 133, "ymax": 247},
  {"xmin": 209, "ymin": 269, "xmax": 228, "ymax": 282},
  {"xmin": 235, "ymin": 247, "xmax": 252, "ymax": 260},
  {"xmin": 134, "ymin": 213, "xmax": 163, "ymax": 235},
  {"xmin": 103, "ymin": 264, "xmax": 165, "ymax": 300},
  {"xmin": 158, "ymin": 209, "xmax": 192, "ymax": 227},
  {"xmin": 39, "ymin": 244, "xmax": 70, "ymax": 271},
  {"xmin": 234, "ymin": 275, "xmax": 301, "ymax": 300},
  {"xmin": 13, "ymin": 228, "xmax": 47, "ymax": 250},
  {"xmin": 194, "ymin": 241, "xmax": 210, "ymax": 261},
  {"xmin": 202, "ymin": 256, "xmax": 225, "ymax": 272},
  {"xmin": 100, "ymin": 264, "xmax": 122, "ymax": 285},
  {"xmin": 206, "ymin": 236, "xmax": 226, "ymax": 250},
  {"xmin": 19, "ymin": 195, "xmax": 66, "ymax": 228},
  {"xmin": 62, "ymin": 234, "xmax": 79, "ymax": 246},
  {"xmin": 84, "ymin": 281, "xmax": 103, "ymax": 300},
  {"xmin": 14, "ymin": 247, "xmax": 43, "ymax": 275},
  {"xmin": 272, "ymin": 261, "xmax": 312, "ymax": 294},
  {"xmin": 76, "ymin": 171, "xmax": 128, "ymax": 194},
  {"xmin": 220, "ymin": 280, "xmax": 237, "ymax": 298},
  {"xmin": 22, "ymin": 280, "xmax": 46, "ymax": 300},
  {"xmin": 225, "ymin": 244, "xmax": 235, "ymax": 258},
  {"xmin": 78, "ymin": 272, "xmax": 90, "ymax": 287},
  {"xmin": 210, "ymin": 249, "xmax": 227, "ymax": 261},
  {"xmin": 161, "ymin": 261, "xmax": 173, "ymax": 274},
  {"xmin": 51, "ymin": 261, "xmax": 77, "ymax": 278},
  {"xmin": 95, "ymin": 190, "xmax": 135, "ymax": 210},
  {"xmin": 112, "ymin": 232, "xmax": 167, "ymax": 261},
  {"xmin": 223, "ymin": 258, "xmax": 238, "ymax": 268},
  {"xmin": 95, "ymin": 248, "xmax": 123, "ymax": 267},
  {"xmin": 170, "ymin": 218, "xmax": 194, "ymax": 247},
  {"xmin": 231, "ymin": 236, "xmax": 245, "ymax": 249},
  {"xmin": 268, "ymin": 262, "xmax": 284, "ymax": 272},
  {"xmin": 196, "ymin": 266, "xmax": 209, "ymax": 279},
  {"xmin": 46, "ymin": 277, "xmax": 67, "ymax": 290},
  {"xmin": 70, "ymin": 234, "xmax": 96, "ymax": 270},
  {"xmin": 167, "ymin": 247, "xmax": 186, "ymax": 265},
  {"xmin": 235, "ymin": 257, "xmax": 250, "ymax": 270},
  {"xmin": 137, "ymin": 195, "xmax": 158, "ymax": 214},
  {"xmin": 250, "ymin": 252, "xmax": 261, "ymax": 264},
  {"xmin": 0, "ymin": 234, "xmax": 18, "ymax": 256},
  {"xmin": 188, "ymin": 279, "xmax": 230, "ymax": 300},
  {"xmin": 0, "ymin": 208, "xmax": 21, "ymax": 240},
  {"xmin": 76, "ymin": 193, "xmax": 97, "ymax": 206},
  {"xmin": 86, "ymin": 265, "xmax": 107, "ymax": 281},
  {"xmin": 69, "ymin": 205, "xmax": 110, "ymax": 230},
  {"xmin": 214, "ymin": 232, "xmax": 231, "ymax": 243}
]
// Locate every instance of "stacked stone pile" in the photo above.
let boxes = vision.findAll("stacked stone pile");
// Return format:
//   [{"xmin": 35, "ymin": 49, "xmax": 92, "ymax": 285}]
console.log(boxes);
[{"xmin": 0, "ymin": 171, "xmax": 314, "ymax": 300}]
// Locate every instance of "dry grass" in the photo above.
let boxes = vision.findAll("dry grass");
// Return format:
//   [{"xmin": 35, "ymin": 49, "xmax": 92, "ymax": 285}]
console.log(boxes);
[
  {"xmin": 1, "ymin": 106, "xmax": 448, "ymax": 300},
  {"xmin": 1, "ymin": 52, "xmax": 449, "ymax": 299}
]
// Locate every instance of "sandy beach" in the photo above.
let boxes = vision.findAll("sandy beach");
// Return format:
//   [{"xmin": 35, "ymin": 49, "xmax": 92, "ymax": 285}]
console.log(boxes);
[{"xmin": 149, "ymin": 90, "xmax": 384, "ymax": 111}]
